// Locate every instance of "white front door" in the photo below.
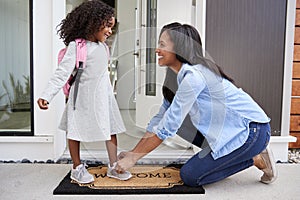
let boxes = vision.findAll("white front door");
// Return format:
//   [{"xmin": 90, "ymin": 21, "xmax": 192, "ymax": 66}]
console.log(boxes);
[
  {"xmin": 135, "ymin": 0, "xmax": 197, "ymax": 149},
  {"xmin": 135, "ymin": 0, "xmax": 195, "ymax": 128},
  {"xmin": 135, "ymin": 0, "xmax": 164, "ymax": 128}
]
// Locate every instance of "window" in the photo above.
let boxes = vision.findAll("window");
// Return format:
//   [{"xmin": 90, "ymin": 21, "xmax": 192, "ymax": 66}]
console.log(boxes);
[
  {"xmin": 145, "ymin": 0, "xmax": 157, "ymax": 96},
  {"xmin": 0, "ymin": 0, "xmax": 32, "ymax": 136}
]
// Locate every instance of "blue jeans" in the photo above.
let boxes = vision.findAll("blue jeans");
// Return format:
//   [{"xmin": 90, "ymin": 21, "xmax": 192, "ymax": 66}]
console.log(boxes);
[{"xmin": 180, "ymin": 122, "xmax": 271, "ymax": 186}]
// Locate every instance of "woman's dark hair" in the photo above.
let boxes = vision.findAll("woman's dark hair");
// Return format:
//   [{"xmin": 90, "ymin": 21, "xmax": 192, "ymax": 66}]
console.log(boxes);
[
  {"xmin": 160, "ymin": 22, "xmax": 233, "ymax": 83},
  {"xmin": 57, "ymin": 0, "xmax": 114, "ymax": 46}
]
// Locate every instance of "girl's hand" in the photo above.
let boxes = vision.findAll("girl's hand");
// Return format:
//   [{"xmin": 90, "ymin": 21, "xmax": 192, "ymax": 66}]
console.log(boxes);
[
  {"xmin": 37, "ymin": 98, "xmax": 49, "ymax": 110},
  {"xmin": 115, "ymin": 151, "xmax": 138, "ymax": 173}
]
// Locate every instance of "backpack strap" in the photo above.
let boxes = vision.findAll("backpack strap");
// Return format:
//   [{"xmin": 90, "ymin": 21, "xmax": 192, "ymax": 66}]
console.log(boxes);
[
  {"xmin": 72, "ymin": 38, "xmax": 86, "ymax": 109},
  {"xmin": 75, "ymin": 38, "xmax": 87, "ymax": 69},
  {"xmin": 73, "ymin": 64, "xmax": 83, "ymax": 110}
]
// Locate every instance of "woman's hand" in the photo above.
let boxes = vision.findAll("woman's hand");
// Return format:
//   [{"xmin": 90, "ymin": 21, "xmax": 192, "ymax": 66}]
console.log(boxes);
[
  {"xmin": 115, "ymin": 132, "xmax": 163, "ymax": 173},
  {"xmin": 115, "ymin": 151, "xmax": 139, "ymax": 173},
  {"xmin": 37, "ymin": 98, "xmax": 49, "ymax": 110}
]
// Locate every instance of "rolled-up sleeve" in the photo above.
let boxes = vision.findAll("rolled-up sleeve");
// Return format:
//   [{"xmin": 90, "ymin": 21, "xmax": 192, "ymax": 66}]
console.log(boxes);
[
  {"xmin": 155, "ymin": 69, "xmax": 205, "ymax": 140},
  {"xmin": 146, "ymin": 98, "xmax": 170, "ymax": 133}
]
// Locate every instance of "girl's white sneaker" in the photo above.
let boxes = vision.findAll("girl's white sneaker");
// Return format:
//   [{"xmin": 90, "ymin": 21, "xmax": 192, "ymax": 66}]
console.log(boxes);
[
  {"xmin": 107, "ymin": 162, "xmax": 132, "ymax": 181},
  {"xmin": 70, "ymin": 163, "xmax": 94, "ymax": 184}
]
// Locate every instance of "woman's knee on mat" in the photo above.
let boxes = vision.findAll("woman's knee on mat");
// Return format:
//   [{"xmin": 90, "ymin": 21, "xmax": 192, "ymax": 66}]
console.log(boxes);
[{"xmin": 180, "ymin": 165, "xmax": 199, "ymax": 186}]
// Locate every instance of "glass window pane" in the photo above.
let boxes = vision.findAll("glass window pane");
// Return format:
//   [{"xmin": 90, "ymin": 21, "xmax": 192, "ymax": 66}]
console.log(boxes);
[
  {"xmin": 145, "ymin": 0, "xmax": 157, "ymax": 96},
  {"xmin": 0, "ymin": 0, "xmax": 31, "ymax": 134}
]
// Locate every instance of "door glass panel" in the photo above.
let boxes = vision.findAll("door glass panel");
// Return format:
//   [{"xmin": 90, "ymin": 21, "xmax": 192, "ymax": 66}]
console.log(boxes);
[
  {"xmin": 145, "ymin": 0, "xmax": 157, "ymax": 96},
  {"xmin": 0, "ymin": 0, "xmax": 32, "ymax": 135}
]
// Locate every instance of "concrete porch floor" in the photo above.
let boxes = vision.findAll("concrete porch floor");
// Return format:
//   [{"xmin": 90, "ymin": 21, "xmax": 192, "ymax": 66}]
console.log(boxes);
[{"xmin": 0, "ymin": 163, "xmax": 299, "ymax": 200}]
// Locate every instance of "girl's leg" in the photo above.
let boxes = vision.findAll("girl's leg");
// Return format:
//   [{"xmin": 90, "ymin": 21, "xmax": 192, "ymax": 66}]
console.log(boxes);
[
  {"xmin": 106, "ymin": 134, "xmax": 132, "ymax": 180},
  {"xmin": 69, "ymin": 139, "xmax": 94, "ymax": 183},
  {"xmin": 68, "ymin": 139, "xmax": 81, "ymax": 169},
  {"xmin": 180, "ymin": 122, "xmax": 271, "ymax": 186},
  {"xmin": 106, "ymin": 134, "xmax": 118, "ymax": 166}
]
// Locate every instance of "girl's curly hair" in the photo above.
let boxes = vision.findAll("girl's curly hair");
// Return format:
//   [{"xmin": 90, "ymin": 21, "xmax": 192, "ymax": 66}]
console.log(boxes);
[{"xmin": 57, "ymin": 0, "xmax": 114, "ymax": 46}]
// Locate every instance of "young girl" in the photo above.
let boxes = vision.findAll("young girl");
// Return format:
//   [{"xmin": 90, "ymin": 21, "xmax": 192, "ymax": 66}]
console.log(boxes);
[
  {"xmin": 37, "ymin": 0, "xmax": 131, "ymax": 183},
  {"xmin": 115, "ymin": 22, "xmax": 277, "ymax": 186}
]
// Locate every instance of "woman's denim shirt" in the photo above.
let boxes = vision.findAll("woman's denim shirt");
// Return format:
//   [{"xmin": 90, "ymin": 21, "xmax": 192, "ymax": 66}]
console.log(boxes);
[{"xmin": 146, "ymin": 63, "xmax": 270, "ymax": 160}]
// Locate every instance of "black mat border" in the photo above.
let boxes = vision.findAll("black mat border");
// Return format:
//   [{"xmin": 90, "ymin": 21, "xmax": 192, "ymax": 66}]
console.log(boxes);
[{"xmin": 53, "ymin": 164, "xmax": 205, "ymax": 195}]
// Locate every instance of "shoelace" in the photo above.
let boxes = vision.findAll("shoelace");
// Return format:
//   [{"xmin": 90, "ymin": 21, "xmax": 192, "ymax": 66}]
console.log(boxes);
[
  {"xmin": 110, "ymin": 162, "xmax": 117, "ymax": 169},
  {"xmin": 77, "ymin": 163, "xmax": 88, "ymax": 178}
]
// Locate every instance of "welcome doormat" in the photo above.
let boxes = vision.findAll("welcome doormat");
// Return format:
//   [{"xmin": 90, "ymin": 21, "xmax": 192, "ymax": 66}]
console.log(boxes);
[{"xmin": 53, "ymin": 164, "xmax": 205, "ymax": 195}]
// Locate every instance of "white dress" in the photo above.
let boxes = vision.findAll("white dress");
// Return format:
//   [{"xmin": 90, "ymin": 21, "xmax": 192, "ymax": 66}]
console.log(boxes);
[{"xmin": 40, "ymin": 41, "xmax": 126, "ymax": 142}]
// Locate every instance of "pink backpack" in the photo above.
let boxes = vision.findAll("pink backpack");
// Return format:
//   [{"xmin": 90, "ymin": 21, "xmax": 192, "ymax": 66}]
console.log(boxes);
[
  {"xmin": 57, "ymin": 39, "xmax": 110, "ymax": 109},
  {"xmin": 57, "ymin": 38, "xmax": 87, "ymax": 98},
  {"xmin": 57, "ymin": 38, "xmax": 87, "ymax": 109}
]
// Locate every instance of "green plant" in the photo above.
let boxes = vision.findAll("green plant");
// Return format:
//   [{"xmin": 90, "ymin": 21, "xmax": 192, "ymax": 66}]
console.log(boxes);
[
  {"xmin": 0, "ymin": 92, "xmax": 7, "ymax": 111},
  {"xmin": 2, "ymin": 73, "xmax": 30, "ymax": 110}
]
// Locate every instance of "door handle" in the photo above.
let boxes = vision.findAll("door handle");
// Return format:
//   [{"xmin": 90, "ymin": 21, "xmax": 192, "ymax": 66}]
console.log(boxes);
[{"xmin": 133, "ymin": 52, "xmax": 139, "ymax": 57}]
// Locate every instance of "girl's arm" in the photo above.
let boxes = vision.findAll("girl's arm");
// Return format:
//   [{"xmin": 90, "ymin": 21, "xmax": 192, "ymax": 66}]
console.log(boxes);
[{"xmin": 39, "ymin": 42, "xmax": 76, "ymax": 104}]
